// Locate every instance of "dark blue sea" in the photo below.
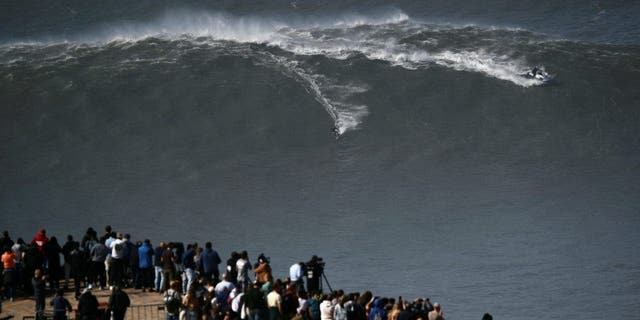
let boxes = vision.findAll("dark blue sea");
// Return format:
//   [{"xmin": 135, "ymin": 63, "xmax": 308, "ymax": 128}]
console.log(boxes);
[{"xmin": 1, "ymin": 1, "xmax": 639, "ymax": 319}]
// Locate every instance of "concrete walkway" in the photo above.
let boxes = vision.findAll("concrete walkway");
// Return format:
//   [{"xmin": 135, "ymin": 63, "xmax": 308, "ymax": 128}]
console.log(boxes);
[{"xmin": 1, "ymin": 287, "xmax": 164, "ymax": 320}]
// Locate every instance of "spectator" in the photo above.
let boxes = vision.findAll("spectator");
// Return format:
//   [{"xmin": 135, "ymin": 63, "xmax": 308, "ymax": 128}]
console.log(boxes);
[
  {"xmin": 201, "ymin": 242, "xmax": 222, "ymax": 283},
  {"xmin": 138, "ymin": 239, "xmax": 154, "ymax": 292},
  {"xmin": 236, "ymin": 251, "xmax": 252, "ymax": 292},
  {"xmin": 108, "ymin": 286, "xmax": 131, "ymax": 320},
  {"xmin": 182, "ymin": 243, "xmax": 197, "ymax": 293},
  {"xmin": 108, "ymin": 233, "xmax": 126, "ymax": 287},
  {"xmin": 50, "ymin": 288, "xmax": 72, "ymax": 320},
  {"xmin": 31, "ymin": 229, "xmax": 49, "ymax": 253},
  {"xmin": 254, "ymin": 255, "xmax": 272, "ymax": 285},
  {"xmin": 77, "ymin": 288, "xmax": 99, "ymax": 320},
  {"xmin": 32, "ymin": 269, "xmax": 46, "ymax": 317},
  {"xmin": 182, "ymin": 285, "xmax": 203, "ymax": 320},
  {"xmin": 89, "ymin": 240, "xmax": 108, "ymax": 290},
  {"xmin": 427, "ymin": 303, "xmax": 444, "ymax": 320},
  {"xmin": 245, "ymin": 281, "xmax": 267, "ymax": 320},
  {"xmin": 320, "ymin": 294, "xmax": 334, "ymax": 320},
  {"xmin": 154, "ymin": 242, "xmax": 165, "ymax": 292},
  {"xmin": 0, "ymin": 231, "xmax": 14, "ymax": 254},
  {"xmin": 160, "ymin": 243, "xmax": 175, "ymax": 292},
  {"xmin": 163, "ymin": 280, "xmax": 182, "ymax": 320},
  {"xmin": 70, "ymin": 245, "xmax": 88, "ymax": 299},
  {"xmin": 2, "ymin": 248, "xmax": 17, "ymax": 301},
  {"xmin": 43, "ymin": 236, "xmax": 63, "ymax": 290},
  {"xmin": 62, "ymin": 235, "xmax": 79, "ymax": 290},
  {"xmin": 267, "ymin": 282, "xmax": 283, "ymax": 320}
]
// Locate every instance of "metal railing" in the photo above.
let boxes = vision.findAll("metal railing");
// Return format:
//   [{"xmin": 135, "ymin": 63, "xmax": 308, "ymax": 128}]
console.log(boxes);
[
  {"xmin": 22, "ymin": 304, "xmax": 166, "ymax": 320},
  {"xmin": 124, "ymin": 303, "xmax": 166, "ymax": 320},
  {"xmin": 22, "ymin": 311, "xmax": 52, "ymax": 320}
]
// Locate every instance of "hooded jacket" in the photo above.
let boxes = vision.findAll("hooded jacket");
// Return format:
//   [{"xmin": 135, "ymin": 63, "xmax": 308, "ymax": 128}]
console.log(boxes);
[
  {"xmin": 369, "ymin": 299, "xmax": 387, "ymax": 320},
  {"xmin": 32, "ymin": 230, "xmax": 49, "ymax": 252}
]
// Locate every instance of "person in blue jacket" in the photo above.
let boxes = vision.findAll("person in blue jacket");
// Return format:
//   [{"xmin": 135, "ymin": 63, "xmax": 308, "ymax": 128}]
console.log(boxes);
[
  {"xmin": 138, "ymin": 239, "xmax": 154, "ymax": 292},
  {"xmin": 369, "ymin": 298, "xmax": 387, "ymax": 320},
  {"xmin": 201, "ymin": 242, "xmax": 221, "ymax": 283}
]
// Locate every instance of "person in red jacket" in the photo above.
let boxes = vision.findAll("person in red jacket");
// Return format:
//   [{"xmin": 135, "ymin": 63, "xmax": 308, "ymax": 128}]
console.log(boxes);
[{"xmin": 31, "ymin": 229, "xmax": 49, "ymax": 253}]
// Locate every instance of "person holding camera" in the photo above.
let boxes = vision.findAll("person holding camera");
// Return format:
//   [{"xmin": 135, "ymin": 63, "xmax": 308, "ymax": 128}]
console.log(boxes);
[{"xmin": 305, "ymin": 256, "xmax": 324, "ymax": 294}]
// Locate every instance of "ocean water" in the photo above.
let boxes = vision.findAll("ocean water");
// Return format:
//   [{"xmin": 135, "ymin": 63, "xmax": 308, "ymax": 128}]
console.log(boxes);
[{"xmin": 1, "ymin": 1, "xmax": 640, "ymax": 319}]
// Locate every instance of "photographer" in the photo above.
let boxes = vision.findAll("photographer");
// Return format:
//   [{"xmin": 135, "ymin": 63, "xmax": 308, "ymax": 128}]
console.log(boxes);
[
  {"xmin": 254, "ymin": 254, "xmax": 272, "ymax": 285},
  {"xmin": 305, "ymin": 256, "xmax": 324, "ymax": 294},
  {"xmin": 289, "ymin": 262, "xmax": 305, "ymax": 294}
]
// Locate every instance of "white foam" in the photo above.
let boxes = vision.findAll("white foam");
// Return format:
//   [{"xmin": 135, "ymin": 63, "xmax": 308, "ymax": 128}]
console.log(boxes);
[
  {"xmin": 431, "ymin": 50, "xmax": 543, "ymax": 87},
  {"xmin": 38, "ymin": 8, "xmax": 409, "ymax": 47},
  {"xmin": 253, "ymin": 52, "xmax": 368, "ymax": 134},
  {"xmin": 270, "ymin": 26, "xmax": 544, "ymax": 87}
]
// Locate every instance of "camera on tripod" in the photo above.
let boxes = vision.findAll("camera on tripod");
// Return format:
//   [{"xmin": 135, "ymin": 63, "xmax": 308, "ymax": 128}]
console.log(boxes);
[{"xmin": 305, "ymin": 255, "xmax": 330, "ymax": 293}]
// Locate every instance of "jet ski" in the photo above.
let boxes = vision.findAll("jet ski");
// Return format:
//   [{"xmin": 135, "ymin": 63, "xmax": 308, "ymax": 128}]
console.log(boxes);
[{"xmin": 524, "ymin": 66, "xmax": 553, "ymax": 83}]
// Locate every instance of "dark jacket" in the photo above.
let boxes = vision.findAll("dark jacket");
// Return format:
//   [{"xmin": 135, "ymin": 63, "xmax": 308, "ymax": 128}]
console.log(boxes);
[
  {"xmin": 183, "ymin": 248, "xmax": 196, "ymax": 269},
  {"xmin": 153, "ymin": 246, "xmax": 163, "ymax": 267},
  {"xmin": 78, "ymin": 291, "xmax": 99, "ymax": 319},
  {"xmin": 108, "ymin": 288, "xmax": 131, "ymax": 320},
  {"xmin": 50, "ymin": 295, "xmax": 72, "ymax": 320},
  {"xmin": 201, "ymin": 248, "xmax": 221, "ymax": 274}
]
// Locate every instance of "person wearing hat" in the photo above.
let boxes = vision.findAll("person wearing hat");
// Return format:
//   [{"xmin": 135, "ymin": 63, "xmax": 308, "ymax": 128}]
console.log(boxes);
[{"xmin": 77, "ymin": 288, "xmax": 99, "ymax": 320}]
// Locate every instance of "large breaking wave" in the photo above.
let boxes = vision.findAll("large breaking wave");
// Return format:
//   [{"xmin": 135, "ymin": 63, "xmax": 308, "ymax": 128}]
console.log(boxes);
[{"xmin": 1, "ymin": 9, "xmax": 560, "ymax": 133}]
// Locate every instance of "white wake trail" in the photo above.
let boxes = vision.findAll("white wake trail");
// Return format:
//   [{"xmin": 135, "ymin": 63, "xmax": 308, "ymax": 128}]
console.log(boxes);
[{"xmin": 254, "ymin": 52, "xmax": 368, "ymax": 134}]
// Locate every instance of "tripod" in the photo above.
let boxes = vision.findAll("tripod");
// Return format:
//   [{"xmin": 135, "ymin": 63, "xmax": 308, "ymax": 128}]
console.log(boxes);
[{"xmin": 320, "ymin": 270, "xmax": 334, "ymax": 293}]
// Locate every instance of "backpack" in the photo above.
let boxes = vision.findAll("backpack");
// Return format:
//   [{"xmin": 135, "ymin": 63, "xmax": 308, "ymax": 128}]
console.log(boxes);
[{"xmin": 164, "ymin": 290, "xmax": 181, "ymax": 314}]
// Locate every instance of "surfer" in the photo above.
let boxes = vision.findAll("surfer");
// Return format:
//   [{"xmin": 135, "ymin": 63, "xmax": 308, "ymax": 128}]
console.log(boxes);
[
  {"xmin": 525, "ymin": 66, "xmax": 552, "ymax": 82},
  {"xmin": 526, "ymin": 66, "xmax": 543, "ymax": 78},
  {"xmin": 332, "ymin": 127, "xmax": 341, "ymax": 140},
  {"xmin": 530, "ymin": 66, "xmax": 540, "ymax": 76},
  {"xmin": 332, "ymin": 120, "xmax": 343, "ymax": 140}
]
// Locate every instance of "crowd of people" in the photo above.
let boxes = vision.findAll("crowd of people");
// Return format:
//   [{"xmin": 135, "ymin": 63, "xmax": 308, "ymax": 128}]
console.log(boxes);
[{"xmin": 0, "ymin": 226, "xmax": 492, "ymax": 320}]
